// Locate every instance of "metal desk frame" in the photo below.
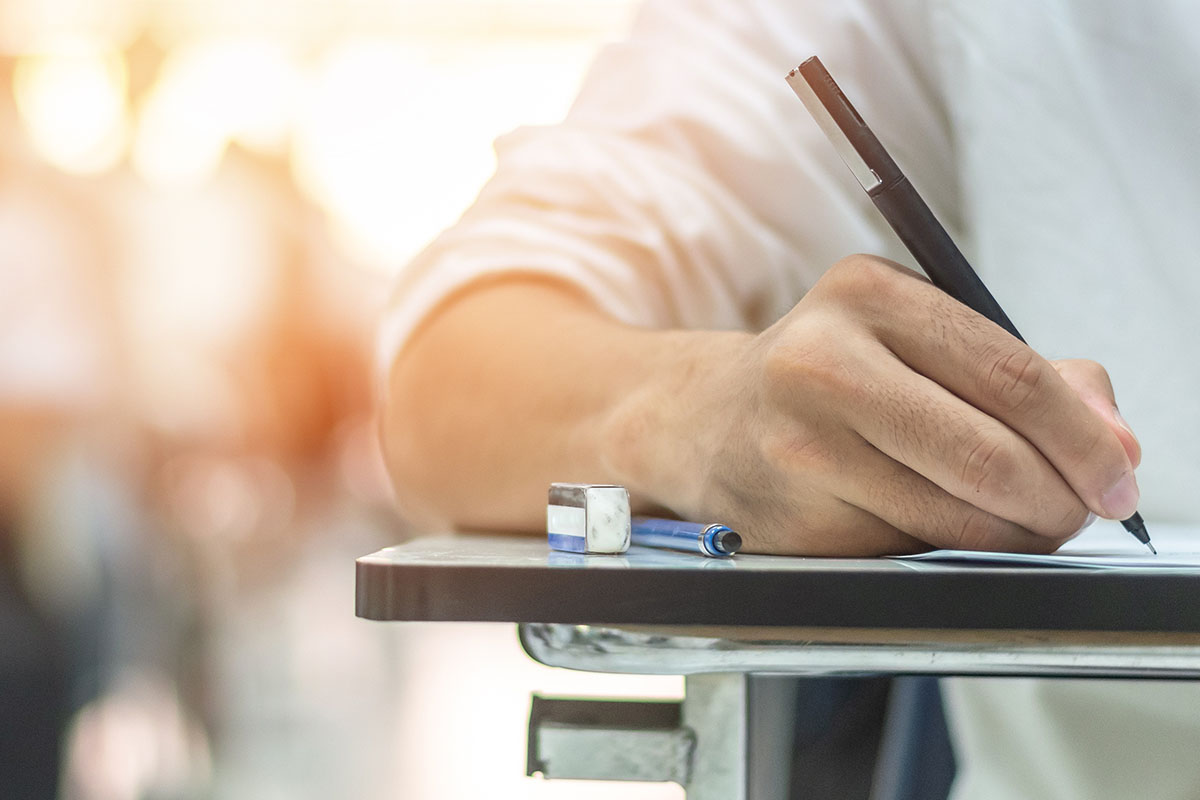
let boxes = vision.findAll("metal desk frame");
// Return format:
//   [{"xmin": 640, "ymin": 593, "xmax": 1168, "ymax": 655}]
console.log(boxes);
[{"xmin": 357, "ymin": 536, "xmax": 1200, "ymax": 799}]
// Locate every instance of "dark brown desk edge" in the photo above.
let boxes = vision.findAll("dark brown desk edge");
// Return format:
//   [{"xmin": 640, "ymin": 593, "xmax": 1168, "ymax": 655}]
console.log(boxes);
[{"xmin": 355, "ymin": 557, "xmax": 1200, "ymax": 633}]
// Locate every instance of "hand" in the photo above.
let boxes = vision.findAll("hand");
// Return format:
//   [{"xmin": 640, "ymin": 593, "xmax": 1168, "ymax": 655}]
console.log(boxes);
[{"xmin": 605, "ymin": 255, "xmax": 1142, "ymax": 555}]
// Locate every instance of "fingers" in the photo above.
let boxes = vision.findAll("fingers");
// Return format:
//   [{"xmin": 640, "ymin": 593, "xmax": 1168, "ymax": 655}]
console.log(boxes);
[
  {"xmin": 820, "ymin": 338, "xmax": 1090, "ymax": 539},
  {"xmin": 848, "ymin": 260, "xmax": 1138, "ymax": 520},
  {"xmin": 1053, "ymin": 359, "xmax": 1142, "ymax": 468},
  {"xmin": 740, "ymin": 499, "xmax": 925, "ymax": 557},
  {"xmin": 748, "ymin": 256, "xmax": 1137, "ymax": 555},
  {"xmin": 756, "ymin": 415, "xmax": 1065, "ymax": 554},
  {"xmin": 819, "ymin": 434, "xmax": 1068, "ymax": 554}
]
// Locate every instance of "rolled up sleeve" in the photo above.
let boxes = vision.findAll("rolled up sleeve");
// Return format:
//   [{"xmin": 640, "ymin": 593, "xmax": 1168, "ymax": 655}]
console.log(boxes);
[{"xmin": 378, "ymin": 0, "xmax": 952, "ymax": 371}]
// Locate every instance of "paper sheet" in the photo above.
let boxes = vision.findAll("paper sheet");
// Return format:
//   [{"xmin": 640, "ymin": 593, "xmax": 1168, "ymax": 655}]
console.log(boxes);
[{"xmin": 895, "ymin": 520, "xmax": 1200, "ymax": 570}]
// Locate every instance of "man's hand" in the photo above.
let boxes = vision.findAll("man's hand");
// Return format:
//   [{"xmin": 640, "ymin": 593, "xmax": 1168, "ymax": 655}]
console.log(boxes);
[{"xmin": 602, "ymin": 255, "xmax": 1141, "ymax": 555}]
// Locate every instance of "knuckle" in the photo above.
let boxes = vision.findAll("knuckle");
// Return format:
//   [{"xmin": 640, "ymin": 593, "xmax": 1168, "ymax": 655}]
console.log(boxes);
[
  {"xmin": 804, "ymin": 354, "xmax": 855, "ymax": 398},
  {"xmin": 958, "ymin": 435, "xmax": 1017, "ymax": 499},
  {"xmin": 820, "ymin": 255, "xmax": 898, "ymax": 303},
  {"xmin": 763, "ymin": 328, "xmax": 855, "ymax": 401},
  {"xmin": 1060, "ymin": 357, "xmax": 1113, "ymax": 387},
  {"xmin": 949, "ymin": 505, "xmax": 1002, "ymax": 550},
  {"xmin": 980, "ymin": 346, "xmax": 1046, "ymax": 415},
  {"xmin": 1054, "ymin": 358, "xmax": 1119, "ymax": 406},
  {"xmin": 761, "ymin": 338, "xmax": 802, "ymax": 388},
  {"xmin": 1075, "ymin": 358, "xmax": 1111, "ymax": 385}
]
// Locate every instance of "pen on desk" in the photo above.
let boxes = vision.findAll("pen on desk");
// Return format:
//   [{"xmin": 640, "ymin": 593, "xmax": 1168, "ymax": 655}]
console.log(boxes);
[
  {"xmin": 631, "ymin": 517, "xmax": 742, "ymax": 557},
  {"xmin": 785, "ymin": 56, "xmax": 1155, "ymax": 555}
]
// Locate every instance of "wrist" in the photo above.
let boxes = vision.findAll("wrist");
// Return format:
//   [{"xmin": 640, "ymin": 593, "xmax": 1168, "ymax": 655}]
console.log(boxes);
[{"xmin": 597, "ymin": 327, "xmax": 754, "ymax": 516}]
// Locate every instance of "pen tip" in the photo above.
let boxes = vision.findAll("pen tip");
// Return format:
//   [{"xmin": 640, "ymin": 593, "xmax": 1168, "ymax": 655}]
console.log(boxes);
[{"xmin": 1122, "ymin": 512, "xmax": 1153, "ymax": 553}]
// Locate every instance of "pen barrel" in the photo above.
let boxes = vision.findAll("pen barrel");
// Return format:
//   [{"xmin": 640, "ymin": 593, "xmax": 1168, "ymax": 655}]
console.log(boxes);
[
  {"xmin": 630, "ymin": 518, "xmax": 736, "ymax": 557},
  {"xmin": 870, "ymin": 177, "xmax": 1025, "ymax": 343}
]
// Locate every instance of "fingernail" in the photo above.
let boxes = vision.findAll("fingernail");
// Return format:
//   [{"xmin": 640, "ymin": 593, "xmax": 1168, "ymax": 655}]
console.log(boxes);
[
  {"xmin": 1112, "ymin": 406, "xmax": 1138, "ymax": 440},
  {"xmin": 1112, "ymin": 406, "xmax": 1142, "ymax": 467},
  {"xmin": 1100, "ymin": 472, "xmax": 1140, "ymax": 519}
]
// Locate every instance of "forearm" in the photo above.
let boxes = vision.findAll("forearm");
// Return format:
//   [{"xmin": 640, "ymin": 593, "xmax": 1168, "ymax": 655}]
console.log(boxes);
[
  {"xmin": 381, "ymin": 257, "xmax": 1139, "ymax": 555},
  {"xmin": 380, "ymin": 279, "xmax": 750, "ymax": 531}
]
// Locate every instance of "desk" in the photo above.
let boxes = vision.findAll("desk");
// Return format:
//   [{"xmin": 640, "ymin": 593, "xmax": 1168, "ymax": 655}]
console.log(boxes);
[{"xmin": 356, "ymin": 535, "xmax": 1200, "ymax": 798}]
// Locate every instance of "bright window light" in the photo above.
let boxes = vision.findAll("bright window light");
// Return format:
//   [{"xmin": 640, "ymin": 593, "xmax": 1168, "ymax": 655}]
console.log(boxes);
[{"xmin": 13, "ymin": 35, "xmax": 129, "ymax": 175}]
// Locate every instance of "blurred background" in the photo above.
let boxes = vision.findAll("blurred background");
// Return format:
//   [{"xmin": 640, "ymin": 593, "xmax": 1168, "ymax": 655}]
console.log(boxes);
[{"xmin": 0, "ymin": 0, "xmax": 684, "ymax": 797}]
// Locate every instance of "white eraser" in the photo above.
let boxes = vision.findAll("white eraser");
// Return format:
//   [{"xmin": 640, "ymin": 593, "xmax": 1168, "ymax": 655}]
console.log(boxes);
[{"xmin": 547, "ymin": 483, "xmax": 631, "ymax": 554}]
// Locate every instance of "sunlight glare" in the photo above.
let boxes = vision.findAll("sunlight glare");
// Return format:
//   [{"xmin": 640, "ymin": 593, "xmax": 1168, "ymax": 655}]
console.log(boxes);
[
  {"xmin": 132, "ymin": 38, "xmax": 300, "ymax": 187},
  {"xmin": 292, "ymin": 39, "xmax": 601, "ymax": 275},
  {"xmin": 13, "ymin": 35, "xmax": 129, "ymax": 175}
]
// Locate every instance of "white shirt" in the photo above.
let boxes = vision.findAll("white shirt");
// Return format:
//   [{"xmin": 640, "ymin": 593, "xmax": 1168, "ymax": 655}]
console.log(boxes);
[{"xmin": 383, "ymin": 1, "xmax": 1200, "ymax": 796}]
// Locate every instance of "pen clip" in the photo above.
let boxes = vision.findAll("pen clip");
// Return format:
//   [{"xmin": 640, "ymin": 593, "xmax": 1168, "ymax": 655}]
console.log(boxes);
[{"xmin": 786, "ymin": 59, "xmax": 883, "ymax": 192}]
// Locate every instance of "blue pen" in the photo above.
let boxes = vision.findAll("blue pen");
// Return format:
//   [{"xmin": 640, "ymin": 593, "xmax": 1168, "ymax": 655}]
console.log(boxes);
[{"xmin": 630, "ymin": 517, "xmax": 742, "ymax": 558}]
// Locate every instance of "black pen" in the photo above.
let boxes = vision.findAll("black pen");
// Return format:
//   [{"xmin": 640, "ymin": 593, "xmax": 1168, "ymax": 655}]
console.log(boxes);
[{"xmin": 785, "ymin": 56, "xmax": 1154, "ymax": 554}]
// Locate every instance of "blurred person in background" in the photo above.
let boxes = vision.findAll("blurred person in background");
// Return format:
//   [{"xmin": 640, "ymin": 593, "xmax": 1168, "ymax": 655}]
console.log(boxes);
[
  {"xmin": 3, "ymin": 2, "xmax": 641, "ymax": 797},
  {"xmin": 0, "ymin": 86, "xmax": 216, "ymax": 800},
  {"xmin": 380, "ymin": 1, "xmax": 1200, "ymax": 798},
  {"xmin": 0, "ymin": 92, "xmax": 123, "ymax": 796},
  {"xmin": 2, "ymin": 48, "xmax": 389, "ymax": 795}
]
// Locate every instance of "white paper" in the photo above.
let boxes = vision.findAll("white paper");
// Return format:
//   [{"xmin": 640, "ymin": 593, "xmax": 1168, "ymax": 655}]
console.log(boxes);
[{"xmin": 895, "ymin": 520, "xmax": 1200, "ymax": 570}]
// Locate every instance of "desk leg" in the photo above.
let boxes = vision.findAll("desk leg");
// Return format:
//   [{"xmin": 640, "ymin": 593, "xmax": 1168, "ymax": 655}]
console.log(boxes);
[
  {"xmin": 682, "ymin": 674, "xmax": 797, "ymax": 800},
  {"xmin": 526, "ymin": 674, "xmax": 796, "ymax": 796}
]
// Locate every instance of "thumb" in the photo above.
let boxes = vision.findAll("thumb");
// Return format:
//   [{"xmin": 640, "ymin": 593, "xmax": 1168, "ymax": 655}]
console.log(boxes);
[{"xmin": 1052, "ymin": 358, "xmax": 1141, "ymax": 469}]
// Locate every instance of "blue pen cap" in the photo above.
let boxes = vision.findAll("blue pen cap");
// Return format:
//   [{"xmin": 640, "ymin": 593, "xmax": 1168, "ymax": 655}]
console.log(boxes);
[{"xmin": 701, "ymin": 524, "xmax": 742, "ymax": 556}]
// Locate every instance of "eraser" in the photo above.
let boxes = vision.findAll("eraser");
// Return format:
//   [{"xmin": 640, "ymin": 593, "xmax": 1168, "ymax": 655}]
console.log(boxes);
[{"xmin": 547, "ymin": 483, "xmax": 631, "ymax": 554}]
